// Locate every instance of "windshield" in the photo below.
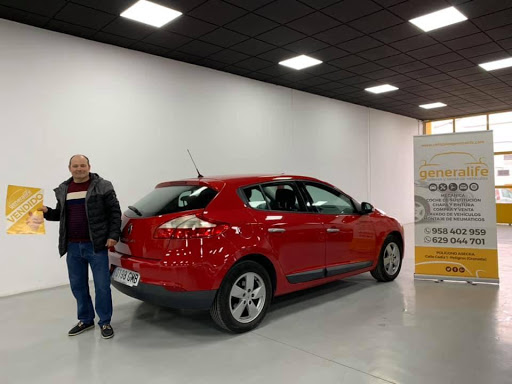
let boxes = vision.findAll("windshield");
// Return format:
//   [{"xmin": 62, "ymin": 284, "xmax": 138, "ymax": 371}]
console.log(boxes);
[{"xmin": 125, "ymin": 185, "xmax": 218, "ymax": 218}]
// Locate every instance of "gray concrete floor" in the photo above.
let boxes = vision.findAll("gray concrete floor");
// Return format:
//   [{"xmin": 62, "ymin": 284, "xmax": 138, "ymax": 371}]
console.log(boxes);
[{"xmin": 1, "ymin": 224, "xmax": 511, "ymax": 384}]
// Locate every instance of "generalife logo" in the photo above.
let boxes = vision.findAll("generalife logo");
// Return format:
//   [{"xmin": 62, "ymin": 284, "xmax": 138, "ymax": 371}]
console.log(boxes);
[{"xmin": 419, "ymin": 151, "xmax": 489, "ymax": 181}]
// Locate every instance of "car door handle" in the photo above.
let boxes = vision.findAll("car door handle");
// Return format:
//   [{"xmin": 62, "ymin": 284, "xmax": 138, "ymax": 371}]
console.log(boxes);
[
  {"xmin": 268, "ymin": 228, "xmax": 286, "ymax": 233},
  {"xmin": 326, "ymin": 228, "xmax": 340, "ymax": 233}
]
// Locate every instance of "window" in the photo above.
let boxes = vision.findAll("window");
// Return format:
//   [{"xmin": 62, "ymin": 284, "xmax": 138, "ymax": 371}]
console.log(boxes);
[
  {"xmin": 427, "ymin": 110, "xmax": 512, "ymax": 202},
  {"xmin": 242, "ymin": 186, "xmax": 268, "ymax": 210},
  {"xmin": 489, "ymin": 111, "xmax": 512, "ymax": 152},
  {"xmin": 260, "ymin": 183, "xmax": 306, "ymax": 212},
  {"xmin": 126, "ymin": 185, "xmax": 217, "ymax": 218},
  {"xmin": 431, "ymin": 119, "xmax": 453, "ymax": 134},
  {"xmin": 304, "ymin": 183, "xmax": 355, "ymax": 215},
  {"xmin": 455, "ymin": 115, "xmax": 486, "ymax": 132},
  {"xmin": 495, "ymin": 188, "xmax": 512, "ymax": 203},
  {"xmin": 495, "ymin": 154, "xmax": 512, "ymax": 187}
]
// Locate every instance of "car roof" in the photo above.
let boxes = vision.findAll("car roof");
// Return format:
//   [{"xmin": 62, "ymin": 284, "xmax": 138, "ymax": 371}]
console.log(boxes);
[{"xmin": 156, "ymin": 174, "xmax": 325, "ymax": 189}]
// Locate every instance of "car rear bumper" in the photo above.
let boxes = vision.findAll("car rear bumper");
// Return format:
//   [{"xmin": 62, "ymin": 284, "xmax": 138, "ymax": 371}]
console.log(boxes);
[{"xmin": 112, "ymin": 279, "xmax": 217, "ymax": 310}]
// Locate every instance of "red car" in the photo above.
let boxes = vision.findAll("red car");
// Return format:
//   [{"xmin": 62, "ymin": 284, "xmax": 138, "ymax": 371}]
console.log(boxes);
[{"xmin": 109, "ymin": 175, "xmax": 404, "ymax": 332}]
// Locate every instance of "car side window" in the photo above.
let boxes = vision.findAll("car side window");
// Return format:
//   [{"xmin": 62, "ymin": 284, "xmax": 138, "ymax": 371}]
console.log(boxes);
[
  {"xmin": 261, "ymin": 183, "xmax": 306, "ymax": 212},
  {"xmin": 304, "ymin": 183, "xmax": 355, "ymax": 215},
  {"xmin": 242, "ymin": 186, "xmax": 268, "ymax": 210}
]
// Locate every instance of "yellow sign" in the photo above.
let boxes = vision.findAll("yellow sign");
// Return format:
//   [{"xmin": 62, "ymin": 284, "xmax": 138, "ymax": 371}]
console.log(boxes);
[
  {"xmin": 415, "ymin": 247, "xmax": 498, "ymax": 281},
  {"xmin": 6, "ymin": 185, "xmax": 45, "ymax": 235}
]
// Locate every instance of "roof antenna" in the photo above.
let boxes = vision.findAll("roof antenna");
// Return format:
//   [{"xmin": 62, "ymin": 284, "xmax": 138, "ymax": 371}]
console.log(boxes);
[{"xmin": 187, "ymin": 149, "xmax": 203, "ymax": 178}]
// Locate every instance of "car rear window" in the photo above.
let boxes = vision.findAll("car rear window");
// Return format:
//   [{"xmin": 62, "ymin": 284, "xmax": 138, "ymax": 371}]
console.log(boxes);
[{"xmin": 125, "ymin": 185, "xmax": 218, "ymax": 218}]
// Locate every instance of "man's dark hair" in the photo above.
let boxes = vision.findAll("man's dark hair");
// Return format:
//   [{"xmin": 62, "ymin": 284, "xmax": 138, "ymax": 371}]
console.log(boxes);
[{"xmin": 69, "ymin": 154, "xmax": 90, "ymax": 166}]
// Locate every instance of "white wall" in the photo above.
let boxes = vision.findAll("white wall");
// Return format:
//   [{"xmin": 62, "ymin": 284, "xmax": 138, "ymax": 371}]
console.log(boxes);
[
  {"xmin": 369, "ymin": 109, "xmax": 421, "ymax": 223},
  {"xmin": 0, "ymin": 19, "xmax": 418, "ymax": 296}
]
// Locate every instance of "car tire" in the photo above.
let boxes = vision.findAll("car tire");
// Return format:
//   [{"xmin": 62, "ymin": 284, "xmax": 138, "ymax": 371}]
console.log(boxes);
[
  {"xmin": 414, "ymin": 196, "xmax": 429, "ymax": 222},
  {"xmin": 210, "ymin": 260, "xmax": 272, "ymax": 333},
  {"xmin": 371, "ymin": 235, "xmax": 403, "ymax": 282}
]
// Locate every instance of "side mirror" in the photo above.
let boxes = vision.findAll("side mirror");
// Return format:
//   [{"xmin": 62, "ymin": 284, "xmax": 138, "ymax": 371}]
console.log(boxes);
[{"xmin": 361, "ymin": 202, "xmax": 374, "ymax": 214}]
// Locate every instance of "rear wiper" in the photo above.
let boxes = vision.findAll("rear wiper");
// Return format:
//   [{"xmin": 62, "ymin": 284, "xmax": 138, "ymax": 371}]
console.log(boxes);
[{"xmin": 128, "ymin": 206, "xmax": 142, "ymax": 216}]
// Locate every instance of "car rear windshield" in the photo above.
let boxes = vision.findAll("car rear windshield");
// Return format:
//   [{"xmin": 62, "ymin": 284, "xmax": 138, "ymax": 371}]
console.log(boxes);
[{"xmin": 125, "ymin": 185, "xmax": 218, "ymax": 218}]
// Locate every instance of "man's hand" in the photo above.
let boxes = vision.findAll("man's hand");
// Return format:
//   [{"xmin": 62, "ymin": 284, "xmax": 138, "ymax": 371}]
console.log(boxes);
[
  {"xmin": 38, "ymin": 206, "xmax": 48, "ymax": 213},
  {"xmin": 106, "ymin": 239, "xmax": 118, "ymax": 248},
  {"xmin": 26, "ymin": 211, "xmax": 44, "ymax": 231}
]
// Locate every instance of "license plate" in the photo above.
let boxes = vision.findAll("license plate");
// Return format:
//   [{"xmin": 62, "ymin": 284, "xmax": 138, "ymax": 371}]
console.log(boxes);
[{"xmin": 112, "ymin": 267, "xmax": 140, "ymax": 287}]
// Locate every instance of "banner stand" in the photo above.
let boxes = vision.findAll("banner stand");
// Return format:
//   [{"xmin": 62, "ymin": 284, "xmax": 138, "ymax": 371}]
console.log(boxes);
[
  {"xmin": 413, "ymin": 131, "xmax": 499, "ymax": 285},
  {"xmin": 414, "ymin": 274, "xmax": 499, "ymax": 285}
]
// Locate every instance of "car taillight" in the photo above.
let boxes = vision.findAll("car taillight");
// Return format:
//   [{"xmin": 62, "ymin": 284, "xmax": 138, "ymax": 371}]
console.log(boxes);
[{"xmin": 154, "ymin": 214, "xmax": 229, "ymax": 239}]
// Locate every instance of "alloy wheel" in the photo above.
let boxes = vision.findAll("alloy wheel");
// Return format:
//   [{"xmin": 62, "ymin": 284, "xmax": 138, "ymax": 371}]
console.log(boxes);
[
  {"xmin": 383, "ymin": 242, "xmax": 401, "ymax": 276},
  {"xmin": 229, "ymin": 272, "xmax": 267, "ymax": 324}
]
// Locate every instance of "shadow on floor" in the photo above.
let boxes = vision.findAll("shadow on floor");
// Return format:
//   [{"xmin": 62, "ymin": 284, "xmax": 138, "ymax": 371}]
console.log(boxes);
[{"xmin": 112, "ymin": 275, "xmax": 379, "ymax": 340}]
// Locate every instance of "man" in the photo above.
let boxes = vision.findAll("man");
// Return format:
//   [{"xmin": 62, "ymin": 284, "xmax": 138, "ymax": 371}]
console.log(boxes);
[{"xmin": 41, "ymin": 154, "xmax": 121, "ymax": 339}]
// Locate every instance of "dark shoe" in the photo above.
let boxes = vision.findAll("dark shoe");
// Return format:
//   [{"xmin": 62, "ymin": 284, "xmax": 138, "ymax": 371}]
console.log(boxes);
[
  {"xmin": 68, "ymin": 321, "xmax": 94, "ymax": 336},
  {"xmin": 101, "ymin": 324, "xmax": 114, "ymax": 339}
]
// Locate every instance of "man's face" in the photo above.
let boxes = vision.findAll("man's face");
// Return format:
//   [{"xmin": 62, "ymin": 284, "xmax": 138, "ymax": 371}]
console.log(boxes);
[{"xmin": 68, "ymin": 156, "xmax": 91, "ymax": 181}]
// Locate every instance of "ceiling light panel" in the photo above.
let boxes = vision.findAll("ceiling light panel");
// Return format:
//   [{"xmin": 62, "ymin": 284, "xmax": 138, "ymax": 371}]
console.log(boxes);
[
  {"xmin": 279, "ymin": 55, "xmax": 322, "ymax": 70},
  {"xmin": 121, "ymin": 0, "xmax": 182, "ymax": 28},
  {"xmin": 479, "ymin": 58, "xmax": 512, "ymax": 71},
  {"xmin": 409, "ymin": 7, "xmax": 467, "ymax": 32},
  {"xmin": 365, "ymin": 84, "xmax": 398, "ymax": 94},
  {"xmin": 420, "ymin": 102, "xmax": 447, "ymax": 109}
]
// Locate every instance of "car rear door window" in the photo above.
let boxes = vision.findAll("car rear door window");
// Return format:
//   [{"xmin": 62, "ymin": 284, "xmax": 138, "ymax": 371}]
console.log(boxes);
[
  {"xmin": 243, "ymin": 186, "xmax": 269, "ymax": 210},
  {"xmin": 126, "ymin": 185, "xmax": 217, "ymax": 218},
  {"xmin": 304, "ymin": 183, "xmax": 355, "ymax": 215},
  {"xmin": 261, "ymin": 183, "xmax": 306, "ymax": 212}
]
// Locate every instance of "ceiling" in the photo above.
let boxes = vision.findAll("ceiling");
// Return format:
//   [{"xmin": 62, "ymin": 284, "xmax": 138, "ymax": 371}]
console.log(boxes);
[{"xmin": 1, "ymin": 0, "xmax": 512, "ymax": 121}]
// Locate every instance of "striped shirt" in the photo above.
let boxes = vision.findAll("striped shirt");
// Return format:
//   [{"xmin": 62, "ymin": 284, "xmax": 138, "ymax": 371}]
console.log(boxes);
[{"xmin": 66, "ymin": 180, "xmax": 91, "ymax": 242}]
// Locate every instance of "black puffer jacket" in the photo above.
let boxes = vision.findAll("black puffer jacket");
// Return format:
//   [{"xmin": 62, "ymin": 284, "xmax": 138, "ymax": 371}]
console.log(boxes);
[{"xmin": 44, "ymin": 173, "xmax": 122, "ymax": 256}]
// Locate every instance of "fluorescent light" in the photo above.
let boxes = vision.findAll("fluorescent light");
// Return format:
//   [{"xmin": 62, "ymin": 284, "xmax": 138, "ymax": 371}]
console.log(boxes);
[
  {"xmin": 365, "ymin": 84, "xmax": 398, "ymax": 94},
  {"xmin": 409, "ymin": 7, "xmax": 467, "ymax": 32},
  {"xmin": 279, "ymin": 55, "xmax": 322, "ymax": 70},
  {"xmin": 479, "ymin": 57, "xmax": 512, "ymax": 71},
  {"xmin": 121, "ymin": 0, "xmax": 182, "ymax": 28},
  {"xmin": 420, "ymin": 102, "xmax": 447, "ymax": 109}
]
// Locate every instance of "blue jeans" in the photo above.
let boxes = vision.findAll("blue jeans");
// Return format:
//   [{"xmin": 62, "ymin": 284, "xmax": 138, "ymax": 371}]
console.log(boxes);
[{"xmin": 66, "ymin": 242, "xmax": 112, "ymax": 326}]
